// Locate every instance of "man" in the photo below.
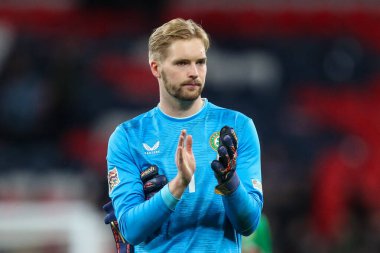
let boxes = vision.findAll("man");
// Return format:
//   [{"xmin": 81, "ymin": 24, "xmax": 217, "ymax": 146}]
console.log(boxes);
[{"xmin": 107, "ymin": 18, "xmax": 263, "ymax": 252}]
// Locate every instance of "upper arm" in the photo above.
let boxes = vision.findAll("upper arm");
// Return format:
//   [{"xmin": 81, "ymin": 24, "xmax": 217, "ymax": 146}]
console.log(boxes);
[
  {"xmin": 107, "ymin": 125, "xmax": 145, "ymax": 221},
  {"xmin": 236, "ymin": 118, "xmax": 263, "ymax": 202}
]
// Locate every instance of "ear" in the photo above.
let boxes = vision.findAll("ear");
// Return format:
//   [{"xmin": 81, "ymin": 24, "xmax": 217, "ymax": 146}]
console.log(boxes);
[{"xmin": 150, "ymin": 60, "xmax": 160, "ymax": 78}]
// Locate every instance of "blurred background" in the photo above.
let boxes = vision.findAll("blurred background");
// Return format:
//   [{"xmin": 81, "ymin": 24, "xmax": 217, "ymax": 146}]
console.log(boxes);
[{"xmin": 0, "ymin": 0, "xmax": 380, "ymax": 252}]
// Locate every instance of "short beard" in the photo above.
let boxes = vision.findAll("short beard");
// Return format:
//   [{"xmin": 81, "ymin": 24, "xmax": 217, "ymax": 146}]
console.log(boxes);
[{"xmin": 161, "ymin": 70, "xmax": 203, "ymax": 101}]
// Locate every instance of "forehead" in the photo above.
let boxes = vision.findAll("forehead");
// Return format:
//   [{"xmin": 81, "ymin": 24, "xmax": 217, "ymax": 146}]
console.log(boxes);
[{"xmin": 165, "ymin": 38, "xmax": 206, "ymax": 60}]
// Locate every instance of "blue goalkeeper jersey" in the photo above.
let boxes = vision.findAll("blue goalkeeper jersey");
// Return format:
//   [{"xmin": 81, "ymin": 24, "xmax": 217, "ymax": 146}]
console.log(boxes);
[{"xmin": 107, "ymin": 99, "xmax": 263, "ymax": 253}]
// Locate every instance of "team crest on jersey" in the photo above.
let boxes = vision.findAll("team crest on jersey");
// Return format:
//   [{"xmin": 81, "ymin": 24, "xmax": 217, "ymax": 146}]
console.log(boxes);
[
  {"xmin": 209, "ymin": 132, "xmax": 220, "ymax": 151},
  {"xmin": 108, "ymin": 167, "xmax": 120, "ymax": 193},
  {"xmin": 143, "ymin": 141, "xmax": 160, "ymax": 155},
  {"xmin": 252, "ymin": 179, "xmax": 263, "ymax": 193}
]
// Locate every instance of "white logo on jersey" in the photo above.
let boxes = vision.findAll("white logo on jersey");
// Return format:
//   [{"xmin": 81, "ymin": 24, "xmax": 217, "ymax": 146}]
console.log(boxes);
[
  {"xmin": 143, "ymin": 141, "xmax": 160, "ymax": 154},
  {"xmin": 251, "ymin": 179, "xmax": 263, "ymax": 193}
]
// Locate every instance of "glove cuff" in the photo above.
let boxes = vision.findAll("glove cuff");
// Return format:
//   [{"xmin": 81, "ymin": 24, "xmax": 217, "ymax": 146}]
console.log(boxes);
[{"xmin": 214, "ymin": 171, "xmax": 240, "ymax": 195}]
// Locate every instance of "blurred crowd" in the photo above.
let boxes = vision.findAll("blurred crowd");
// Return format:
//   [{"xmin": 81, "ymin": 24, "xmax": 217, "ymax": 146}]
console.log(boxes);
[{"xmin": 0, "ymin": 1, "xmax": 380, "ymax": 253}]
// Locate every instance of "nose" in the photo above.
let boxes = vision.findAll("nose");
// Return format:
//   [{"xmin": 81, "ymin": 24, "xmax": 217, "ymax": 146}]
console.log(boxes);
[{"xmin": 188, "ymin": 63, "xmax": 199, "ymax": 79}]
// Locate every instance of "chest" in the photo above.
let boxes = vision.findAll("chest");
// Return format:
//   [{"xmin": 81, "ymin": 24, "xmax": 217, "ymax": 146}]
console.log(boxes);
[{"xmin": 132, "ymin": 121, "xmax": 221, "ymax": 184}]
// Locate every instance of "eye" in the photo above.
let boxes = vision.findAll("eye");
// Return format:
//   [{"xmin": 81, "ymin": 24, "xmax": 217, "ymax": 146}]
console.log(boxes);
[
  {"xmin": 197, "ymin": 59, "xmax": 207, "ymax": 65},
  {"xmin": 175, "ymin": 61, "xmax": 188, "ymax": 66}
]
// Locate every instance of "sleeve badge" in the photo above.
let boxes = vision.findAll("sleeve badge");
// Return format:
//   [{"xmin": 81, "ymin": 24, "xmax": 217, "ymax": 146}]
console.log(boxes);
[
  {"xmin": 108, "ymin": 167, "xmax": 120, "ymax": 193},
  {"xmin": 251, "ymin": 179, "xmax": 263, "ymax": 194}
]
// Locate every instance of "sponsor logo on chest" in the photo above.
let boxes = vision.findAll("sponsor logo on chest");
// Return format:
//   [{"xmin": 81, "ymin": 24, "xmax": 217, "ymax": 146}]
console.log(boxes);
[{"xmin": 143, "ymin": 141, "xmax": 160, "ymax": 155}]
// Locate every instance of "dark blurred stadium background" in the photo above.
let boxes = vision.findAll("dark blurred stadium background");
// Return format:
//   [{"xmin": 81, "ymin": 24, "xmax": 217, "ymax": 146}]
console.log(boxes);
[{"xmin": 0, "ymin": 1, "xmax": 379, "ymax": 252}]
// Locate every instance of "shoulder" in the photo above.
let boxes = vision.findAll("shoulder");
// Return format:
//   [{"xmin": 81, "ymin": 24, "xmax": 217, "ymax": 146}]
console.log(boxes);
[
  {"xmin": 208, "ymin": 101, "xmax": 253, "ymax": 125},
  {"xmin": 119, "ymin": 108, "xmax": 157, "ymax": 131},
  {"xmin": 110, "ymin": 108, "xmax": 157, "ymax": 140}
]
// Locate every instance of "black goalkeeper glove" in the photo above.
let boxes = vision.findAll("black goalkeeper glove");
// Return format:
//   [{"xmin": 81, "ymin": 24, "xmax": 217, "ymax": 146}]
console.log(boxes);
[
  {"xmin": 211, "ymin": 126, "xmax": 240, "ymax": 195},
  {"xmin": 140, "ymin": 165, "xmax": 168, "ymax": 200},
  {"xmin": 103, "ymin": 201, "xmax": 132, "ymax": 253},
  {"xmin": 103, "ymin": 165, "xmax": 167, "ymax": 253}
]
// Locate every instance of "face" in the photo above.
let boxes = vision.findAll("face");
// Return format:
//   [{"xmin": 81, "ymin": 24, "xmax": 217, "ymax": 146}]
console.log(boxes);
[{"xmin": 154, "ymin": 38, "xmax": 207, "ymax": 102}]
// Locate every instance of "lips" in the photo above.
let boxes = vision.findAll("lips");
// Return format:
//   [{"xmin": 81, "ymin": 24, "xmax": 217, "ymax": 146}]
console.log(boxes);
[{"xmin": 182, "ymin": 81, "xmax": 201, "ymax": 87}]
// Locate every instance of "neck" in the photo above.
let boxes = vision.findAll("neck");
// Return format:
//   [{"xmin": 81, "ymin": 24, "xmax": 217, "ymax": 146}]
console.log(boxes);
[{"xmin": 159, "ymin": 97, "xmax": 204, "ymax": 118}]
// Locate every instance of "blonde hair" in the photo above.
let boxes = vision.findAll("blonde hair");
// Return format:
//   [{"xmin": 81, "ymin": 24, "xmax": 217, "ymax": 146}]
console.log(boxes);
[{"xmin": 148, "ymin": 18, "xmax": 210, "ymax": 62}]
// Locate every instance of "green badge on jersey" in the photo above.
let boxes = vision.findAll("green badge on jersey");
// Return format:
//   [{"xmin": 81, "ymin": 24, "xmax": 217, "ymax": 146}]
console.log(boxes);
[{"xmin": 209, "ymin": 131, "xmax": 220, "ymax": 151}]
